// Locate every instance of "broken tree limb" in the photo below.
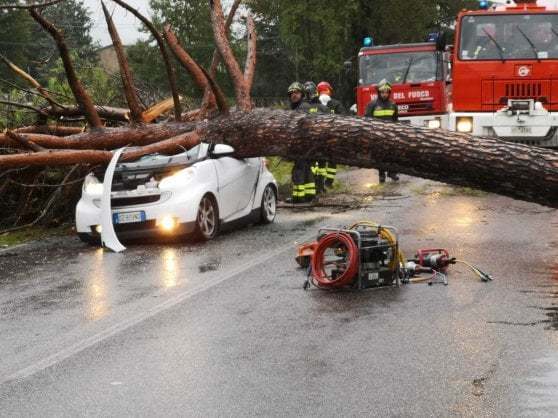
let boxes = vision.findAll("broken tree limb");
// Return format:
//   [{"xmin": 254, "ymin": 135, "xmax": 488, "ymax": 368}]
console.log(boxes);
[
  {"xmin": 101, "ymin": 1, "xmax": 144, "ymax": 124},
  {"xmin": 29, "ymin": 8, "xmax": 103, "ymax": 128},
  {"xmin": 244, "ymin": 15, "xmax": 257, "ymax": 93},
  {"xmin": 163, "ymin": 26, "xmax": 215, "ymax": 105},
  {"xmin": 0, "ymin": 100, "xmax": 49, "ymax": 116},
  {"xmin": 142, "ymin": 97, "xmax": 180, "ymax": 123},
  {"xmin": 0, "ymin": 54, "xmax": 64, "ymax": 109},
  {"xmin": 209, "ymin": 0, "xmax": 252, "ymax": 111},
  {"xmin": 0, "ymin": 121, "xmax": 195, "ymax": 151},
  {"xmin": 0, "ymin": 130, "xmax": 200, "ymax": 167},
  {"xmin": 201, "ymin": 0, "xmax": 242, "ymax": 111},
  {"xmin": 5, "ymin": 131, "xmax": 47, "ymax": 152},
  {"xmin": 13, "ymin": 125, "xmax": 84, "ymax": 135},
  {"xmin": 110, "ymin": 0, "xmax": 182, "ymax": 120}
]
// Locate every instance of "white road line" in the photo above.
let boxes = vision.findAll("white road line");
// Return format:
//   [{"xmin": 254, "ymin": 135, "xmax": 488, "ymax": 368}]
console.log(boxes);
[{"xmin": 1, "ymin": 236, "xmax": 311, "ymax": 385}]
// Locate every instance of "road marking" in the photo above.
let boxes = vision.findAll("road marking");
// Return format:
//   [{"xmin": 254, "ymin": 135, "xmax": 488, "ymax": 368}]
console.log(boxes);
[{"xmin": 0, "ymin": 237, "xmax": 311, "ymax": 385}]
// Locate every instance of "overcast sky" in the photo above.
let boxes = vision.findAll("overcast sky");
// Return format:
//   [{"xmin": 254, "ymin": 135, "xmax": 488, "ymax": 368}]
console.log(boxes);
[{"xmin": 84, "ymin": 0, "xmax": 151, "ymax": 47}]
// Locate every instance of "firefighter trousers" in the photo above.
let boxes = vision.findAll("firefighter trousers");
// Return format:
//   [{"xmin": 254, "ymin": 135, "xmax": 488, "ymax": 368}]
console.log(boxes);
[
  {"xmin": 292, "ymin": 159, "xmax": 316, "ymax": 203},
  {"xmin": 313, "ymin": 161, "xmax": 337, "ymax": 192}
]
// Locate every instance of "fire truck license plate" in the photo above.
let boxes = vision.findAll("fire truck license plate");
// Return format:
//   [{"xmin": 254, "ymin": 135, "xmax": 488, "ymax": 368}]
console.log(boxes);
[
  {"xmin": 113, "ymin": 211, "xmax": 146, "ymax": 224},
  {"xmin": 511, "ymin": 126, "xmax": 532, "ymax": 135}
]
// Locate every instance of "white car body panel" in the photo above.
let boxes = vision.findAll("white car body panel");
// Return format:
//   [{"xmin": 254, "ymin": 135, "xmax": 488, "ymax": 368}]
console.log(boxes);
[{"xmin": 75, "ymin": 143, "xmax": 277, "ymax": 242}]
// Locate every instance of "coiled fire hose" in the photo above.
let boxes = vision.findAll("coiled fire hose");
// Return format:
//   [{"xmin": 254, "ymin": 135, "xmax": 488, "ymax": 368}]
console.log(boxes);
[
  {"xmin": 310, "ymin": 232, "xmax": 359, "ymax": 288},
  {"xmin": 310, "ymin": 221, "xmax": 405, "ymax": 289}
]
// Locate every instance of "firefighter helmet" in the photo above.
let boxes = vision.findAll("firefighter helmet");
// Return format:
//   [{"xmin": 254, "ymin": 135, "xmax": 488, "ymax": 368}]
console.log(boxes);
[
  {"xmin": 303, "ymin": 81, "xmax": 318, "ymax": 99},
  {"xmin": 317, "ymin": 81, "xmax": 333, "ymax": 95},
  {"xmin": 287, "ymin": 82, "xmax": 305, "ymax": 95},
  {"xmin": 377, "ymin": 79, "xmax": 392, "ymax": 92}
]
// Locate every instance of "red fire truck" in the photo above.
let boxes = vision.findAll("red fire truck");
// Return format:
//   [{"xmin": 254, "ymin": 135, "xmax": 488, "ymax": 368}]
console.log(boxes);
[
  {"xmin": 450, "ymin": 0, "xmax": 558, "ymax": 147},
  {"xmin": 356, "ymin": 39, "xmax": 451, "ymax": 129}
]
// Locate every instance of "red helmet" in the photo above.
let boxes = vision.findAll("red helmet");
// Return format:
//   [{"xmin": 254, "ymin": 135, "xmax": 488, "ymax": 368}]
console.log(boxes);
[{"xmin": 317, "ymin": 81, "xmax": 333, "ymax": 95}]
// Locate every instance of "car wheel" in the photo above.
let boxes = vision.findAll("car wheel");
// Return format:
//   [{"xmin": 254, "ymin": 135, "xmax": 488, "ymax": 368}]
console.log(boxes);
[
  {"xmin": 259, "ymin": 184, "xmax": 277, "ymax": 224},
  {"xmin": 194, "ymin": 194, "xmax": 219, "ymax": 240}
]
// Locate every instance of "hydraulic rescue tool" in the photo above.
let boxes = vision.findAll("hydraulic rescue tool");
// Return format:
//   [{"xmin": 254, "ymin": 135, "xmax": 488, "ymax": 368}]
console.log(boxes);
[{"xmin": 297, "ymin": 221, "xmax": 493, "ymax": 290}]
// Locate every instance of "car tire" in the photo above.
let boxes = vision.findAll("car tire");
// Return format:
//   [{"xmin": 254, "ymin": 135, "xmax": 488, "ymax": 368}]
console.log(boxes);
[
  {"xmin": 259, "ymin": 184, "xmax": 277, "ymax": 224},
  {"xmin": 194, "ymin": 194, "xmax": 219, "ymax": 240}
]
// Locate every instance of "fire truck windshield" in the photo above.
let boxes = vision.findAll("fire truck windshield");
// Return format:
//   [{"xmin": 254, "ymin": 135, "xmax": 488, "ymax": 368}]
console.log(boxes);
[
  {"xmin": 459, "ymin": 14, "xmax": 558, "ymax": 61},
  {"xmin": 359, "ymin": 51, "xmax": 440, "ymax": 86}
]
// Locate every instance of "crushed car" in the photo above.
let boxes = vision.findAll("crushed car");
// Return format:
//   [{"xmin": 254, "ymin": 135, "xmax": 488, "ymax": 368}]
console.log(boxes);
[{"xmin": 76, "ymin": 143, "xmax": 277, "ymax": 244}]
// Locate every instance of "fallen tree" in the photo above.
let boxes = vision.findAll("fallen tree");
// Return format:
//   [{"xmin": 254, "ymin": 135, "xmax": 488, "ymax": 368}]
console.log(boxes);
[{"xmin": 0, "ymin": 0, "xmax": 557, "ymax": 219}]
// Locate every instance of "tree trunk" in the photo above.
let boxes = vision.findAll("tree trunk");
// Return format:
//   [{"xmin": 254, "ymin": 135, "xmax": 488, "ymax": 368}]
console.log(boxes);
[{"xmin": 203, "ymin": 109, "xmax": 558, "ymax": 208}]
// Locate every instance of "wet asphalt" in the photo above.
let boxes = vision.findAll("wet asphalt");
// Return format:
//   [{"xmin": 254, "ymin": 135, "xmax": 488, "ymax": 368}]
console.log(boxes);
[{"xmin": 0, "ymin": 171, "xmax": 557, "ymax": 417}]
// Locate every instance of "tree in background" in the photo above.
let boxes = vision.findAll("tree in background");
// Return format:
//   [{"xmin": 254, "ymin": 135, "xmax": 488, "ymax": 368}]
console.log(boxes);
[
  {"xmin": 0, "ymin": 0, "xmax": 96, "ymax": 83},
  {"xmin": 248, "ymin": 0, "xmax": 479, "ymax": 106}
]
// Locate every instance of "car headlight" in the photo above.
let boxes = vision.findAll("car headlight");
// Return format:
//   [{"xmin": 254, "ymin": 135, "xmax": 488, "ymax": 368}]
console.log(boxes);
[
  {"xmin": 159, "ymin": 168, "xmax": 195, "ymax": 189},
  {"xmin": 427, "ymin": 119, "xmax": 441, "ymax": 129},
  {"xmin": 83, "ymin": 174, "xmax": 103, "ymax": 195},
  {"xmin": 456, "ymin": 117, "xmax": 473, "ymax": 133}
]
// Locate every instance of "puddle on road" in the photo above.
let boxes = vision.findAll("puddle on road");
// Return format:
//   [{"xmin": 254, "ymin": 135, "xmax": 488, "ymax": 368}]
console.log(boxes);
[{"xmin": 521, "ymin": 352, "xmax": 558, "ymax": 415}]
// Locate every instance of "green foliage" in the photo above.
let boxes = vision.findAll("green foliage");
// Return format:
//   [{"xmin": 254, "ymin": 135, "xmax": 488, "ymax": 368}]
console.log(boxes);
[
  {"xmin": 0, "ymin": 0, "xmax": 96, "ymax": 85},
  {"xmin": 45, "ymin": 54, "xmax": 122, "ymax": 107}
]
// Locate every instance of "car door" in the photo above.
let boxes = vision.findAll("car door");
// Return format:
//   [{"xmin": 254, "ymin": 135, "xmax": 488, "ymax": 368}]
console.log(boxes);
[{"xmin": 213, "ymin": 157, "xmax": 260, "ymax": 219}]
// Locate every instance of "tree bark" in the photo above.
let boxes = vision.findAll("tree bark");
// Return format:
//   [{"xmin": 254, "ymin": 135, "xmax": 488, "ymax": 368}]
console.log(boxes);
[
  {"xmin": 0, "ymin": 122, "xmax": 195, "ymax": 151},
  {"xmin": 0, "ymin": 131, "xmax": 200, "ymax": 167},
  {"xmin": 1, "ymin": 110, "xmax": 557, "ymax": 207},
  {"xmin": 202, "ymin": 110, "xmax": 558, "ymax": 208},
  {"xmin": 209, "ymin": 0, "xmax": 252, "ymax": 111},
  {"xmin": 111, "ymin": 0, "xmax": 182, "ymax": 120},
  {"xmin": 101, "ymin": 1, "xmax": 144, "ymax": 124}
]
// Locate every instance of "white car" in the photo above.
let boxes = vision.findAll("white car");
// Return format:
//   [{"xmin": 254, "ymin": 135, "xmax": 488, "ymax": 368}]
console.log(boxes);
[{"xmin": 76, "ymin": 143, "xmax": 277, "ymax": 243}]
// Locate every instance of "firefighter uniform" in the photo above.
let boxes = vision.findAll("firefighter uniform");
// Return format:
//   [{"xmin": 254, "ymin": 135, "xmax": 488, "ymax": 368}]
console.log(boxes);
[
  {"xmin": 315, "ymin": 81, "xmax": 346, "ymax": 189},
  {"xmin": 364, "ymin": 79, "xmax": 399, "ymax": 183},
  {"xmin": 288, "ymin": 82, "xmax": 324, "ymax": 203}
]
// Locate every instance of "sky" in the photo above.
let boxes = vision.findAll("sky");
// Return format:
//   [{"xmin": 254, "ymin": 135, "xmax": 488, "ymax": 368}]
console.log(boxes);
[{"xmin": 84, "ymin": 0, "xmax": 152, "ymax": 47}]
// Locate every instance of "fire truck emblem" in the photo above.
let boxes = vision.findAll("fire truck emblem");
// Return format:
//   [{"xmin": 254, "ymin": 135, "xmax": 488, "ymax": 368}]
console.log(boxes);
[{"xmin": 518, "ymin": 66, "xmax": 531, "ymax": 77}]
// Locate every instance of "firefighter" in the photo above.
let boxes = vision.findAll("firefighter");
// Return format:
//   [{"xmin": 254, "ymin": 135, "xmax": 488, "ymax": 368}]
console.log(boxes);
[
  {"xmin": 287, "ymin": 82, "xmax": 317, "ymax": 203},
  {"xmin": 304, "ymin": 81, "xmax": 319, "ymax": 105},
  {"xmin": 364, "ymin": 79, "xmax": 400, "ymax": 183},
  {"xmin": 314, "ymin": 81, "xmax": 346, "ymax": 189}
]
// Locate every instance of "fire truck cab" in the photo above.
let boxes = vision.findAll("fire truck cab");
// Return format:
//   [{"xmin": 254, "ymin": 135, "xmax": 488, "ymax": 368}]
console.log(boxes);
[
  {"xmin": 450, "ymin": 0, "xmax": 558, "ymax": 147},
  {"xmin": 356, "ymin": 39, "xmax": 450, "ymax": 129}
]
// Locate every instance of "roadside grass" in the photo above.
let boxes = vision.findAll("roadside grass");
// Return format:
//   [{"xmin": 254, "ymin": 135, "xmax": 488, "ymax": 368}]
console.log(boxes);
[{"xmin": 0, "ymin": 225, "xmax": 73, "ymax": 248}]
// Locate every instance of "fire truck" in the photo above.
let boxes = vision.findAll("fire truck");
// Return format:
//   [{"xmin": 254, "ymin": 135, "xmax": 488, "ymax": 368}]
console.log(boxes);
[
  {"xmin": 356, "ymin": 37, "xmax": 450, "ymax": 129},
  {"xmin": 450, "ymin": 0, "xmax": 558, "ymax": 147}
]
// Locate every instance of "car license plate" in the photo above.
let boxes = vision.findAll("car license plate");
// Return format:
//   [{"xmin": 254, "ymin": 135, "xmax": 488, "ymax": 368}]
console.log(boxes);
[
  {"xmin": 511, "ymin": 126, "xmax": 532, "ymax": 135},
  {"xmin": 113, "ymin": 211, "xmax": 146, "ymax": 224}
]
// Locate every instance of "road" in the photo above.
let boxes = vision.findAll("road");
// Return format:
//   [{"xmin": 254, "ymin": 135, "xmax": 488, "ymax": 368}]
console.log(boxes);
[{"xmin": 0, "ymin": 171, "xmax": 557, "ymax": 417}]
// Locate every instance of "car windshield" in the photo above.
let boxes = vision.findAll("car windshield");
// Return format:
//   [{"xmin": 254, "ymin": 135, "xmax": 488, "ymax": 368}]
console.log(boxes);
[
  {"xmin": 459, "ymin": 13, "xmax": 558, "ymax": 61},
  {"xmin": 359, "ymin": 51, "xmax": 440, "ymax": 85}
]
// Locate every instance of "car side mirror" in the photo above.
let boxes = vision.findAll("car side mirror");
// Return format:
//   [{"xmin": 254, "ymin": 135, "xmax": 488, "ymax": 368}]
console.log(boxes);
[{"xmin": 211, "ymin": 144, "xmax": 235, "ymax": 158}]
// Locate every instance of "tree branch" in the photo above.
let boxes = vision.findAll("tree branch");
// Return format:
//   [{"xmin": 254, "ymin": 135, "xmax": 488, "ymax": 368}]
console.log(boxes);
[
  {"xmin": 0, "ymin": 99, "xmax": 49, "ymax": 116},
  {"xmin": 110, "ymin": 0, "xmax": 182, "ymax": 120},
  {"xmin": 5, "ymin": 131, "xmax": 47, "ymax": 152},
  {"xmin": 0, "ymin": 0, "xmax": 63, "ymax": 9},
  {"xmin": 0, "ymin": 130, "xmax": 201, "ymax": 167},
  {"xmin": 244, "ymin": 14, "xmax": 257, "ymax": 93},
  {"xmin": 0, "ymin": 54, "xmax": 64, "ymax": 109},
  {"xmin": 29, "ymin": 8, "xmax": 103, "ymax": 128},
  {"xmin": 163, "ymin": 26, "xmax": 213, "ymax": 100},
  {"xmin": 208, "ymin": 0, "xmax": 251, "ymax": 111},
  {"xmin": 101, "ymin": 1, "xmax": 144, "ymax": 124}
]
